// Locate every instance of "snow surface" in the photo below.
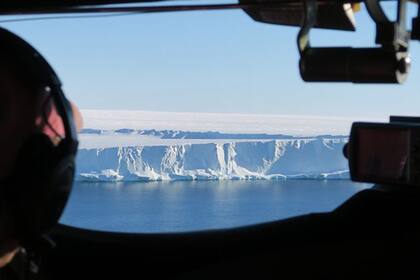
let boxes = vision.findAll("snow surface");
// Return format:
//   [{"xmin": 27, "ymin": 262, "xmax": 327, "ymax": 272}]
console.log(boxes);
[
  {"xmin": 78, "ymin": 129, "xmax": 346, "ymax": 149},
  {"xmin": 81, "ymin": 110, "xmax": 384, "ymax": 136}
]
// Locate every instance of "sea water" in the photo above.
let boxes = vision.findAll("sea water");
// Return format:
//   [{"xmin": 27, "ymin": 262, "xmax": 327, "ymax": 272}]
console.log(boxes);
[{"xmin": 60, "ymin": 180, "xmax": 371, "ymax": 233}]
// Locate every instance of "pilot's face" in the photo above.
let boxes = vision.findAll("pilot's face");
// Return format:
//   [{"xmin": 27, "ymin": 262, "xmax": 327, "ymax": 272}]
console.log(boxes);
[{"xmin": 0, "ymin": 69, "xmax": 84, "ymax": 179}]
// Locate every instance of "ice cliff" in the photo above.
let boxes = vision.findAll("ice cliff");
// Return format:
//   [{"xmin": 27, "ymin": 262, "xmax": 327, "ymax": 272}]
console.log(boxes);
[{"xmin": 75, "ymin": 137, "xmax": 349, "ymax": 181}]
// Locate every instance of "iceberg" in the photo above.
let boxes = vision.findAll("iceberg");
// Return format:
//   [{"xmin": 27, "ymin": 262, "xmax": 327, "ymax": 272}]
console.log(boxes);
[{"xmin": 75, "ymin": 137, "xmax": 349, "ymax": 182}]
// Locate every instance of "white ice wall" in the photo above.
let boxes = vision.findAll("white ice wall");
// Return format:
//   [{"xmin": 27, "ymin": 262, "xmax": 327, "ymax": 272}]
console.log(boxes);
[{"xmin": 75, "ymin": 138, "xmax": 349, "ymax": 181}]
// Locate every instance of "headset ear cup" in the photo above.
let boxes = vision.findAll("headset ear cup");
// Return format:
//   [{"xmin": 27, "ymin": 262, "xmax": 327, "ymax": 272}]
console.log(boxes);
[
  {"xmin": 42, "ymin": 151, "xmax": 75, "ymax": 231},
  {"xmin": 5, "ymin": 136, "xmax": 75, "ymax": 242},
  {"xmin": 9, "ymin": 134, "xmax": 56, "ymax": 240}
]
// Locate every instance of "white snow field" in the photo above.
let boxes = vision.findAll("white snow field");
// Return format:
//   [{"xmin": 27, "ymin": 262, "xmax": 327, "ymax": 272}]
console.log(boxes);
[
  {"xmin": 81, "ymin": 110, "xmax": 383, "ymax": 135},
  {"xmin": 76, "ymin": 110, "xmax": 383, "ymax": 182}
]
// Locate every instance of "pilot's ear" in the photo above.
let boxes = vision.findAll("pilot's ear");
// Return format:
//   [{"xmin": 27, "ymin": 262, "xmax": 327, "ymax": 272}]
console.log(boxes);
[
  {"xmin": 0, "ymin": 241, "xmax": 18, "ymax": 268},
  {"xmin": 70, "ymin": 101, "xmax": 83, "ymax": 132}
]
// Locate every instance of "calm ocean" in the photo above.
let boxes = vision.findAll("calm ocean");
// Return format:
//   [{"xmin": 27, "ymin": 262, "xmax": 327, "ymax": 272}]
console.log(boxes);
[{"xmin": 60, "ymin": 180, "xmax": 371, "ymax": 233}]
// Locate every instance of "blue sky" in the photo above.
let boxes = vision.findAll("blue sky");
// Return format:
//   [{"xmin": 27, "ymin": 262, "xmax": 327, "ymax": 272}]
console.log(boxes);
[{"xmin": 2, "ymin": 2, "xmax": 420, "ymax": 118}]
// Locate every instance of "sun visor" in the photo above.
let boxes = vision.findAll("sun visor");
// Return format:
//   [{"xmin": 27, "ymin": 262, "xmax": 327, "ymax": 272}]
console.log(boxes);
[{"xmin": 241, "ymin": 0, "xmax": 356, "ymax": 31}]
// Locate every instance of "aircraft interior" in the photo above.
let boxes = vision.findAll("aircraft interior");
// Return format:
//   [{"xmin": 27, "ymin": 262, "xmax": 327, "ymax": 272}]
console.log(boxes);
[{"xmin": 1, "ymin": 1, "xmax": 420, "ymax": 279}]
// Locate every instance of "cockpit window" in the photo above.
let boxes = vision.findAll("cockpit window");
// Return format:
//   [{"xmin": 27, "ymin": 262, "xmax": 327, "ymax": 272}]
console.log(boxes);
[{"xmin": 3, "ymin": 3, "xmax": 418, "ymax": 232}]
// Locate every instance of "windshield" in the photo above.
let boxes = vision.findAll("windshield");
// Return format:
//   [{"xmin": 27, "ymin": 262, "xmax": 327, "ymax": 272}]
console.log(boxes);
[{"xmin": 3, "ymin": 2, "xmax": 419, "ymax": 233}]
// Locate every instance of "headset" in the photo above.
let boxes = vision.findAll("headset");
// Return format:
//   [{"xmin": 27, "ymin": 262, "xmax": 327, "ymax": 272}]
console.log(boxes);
[{"xmin": 0, "ymin": 27, "xmax": 79, "ymax": 246}]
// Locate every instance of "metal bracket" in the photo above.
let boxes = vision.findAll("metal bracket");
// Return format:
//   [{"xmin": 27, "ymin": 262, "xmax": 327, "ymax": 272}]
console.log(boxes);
[
  {"xmin": 411, "ymin": 1, "xmax": 420, "ymax": 40},
  {"xmin": 297, "ymin": 0, "xmax": 317, "ymax": 55},
  {"xmin": 297, "ymin": 0, "xmax": 411, "ymax": 84},
  {"xmin": 365, "ymin": 0, "xmax": 410, "ymax": 51}
]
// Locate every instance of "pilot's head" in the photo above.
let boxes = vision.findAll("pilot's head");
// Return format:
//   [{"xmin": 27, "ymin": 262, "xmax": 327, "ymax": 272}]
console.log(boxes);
[{"xmin": 0, "ymin": 28, "xmax": 82, "ymax": 266}]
